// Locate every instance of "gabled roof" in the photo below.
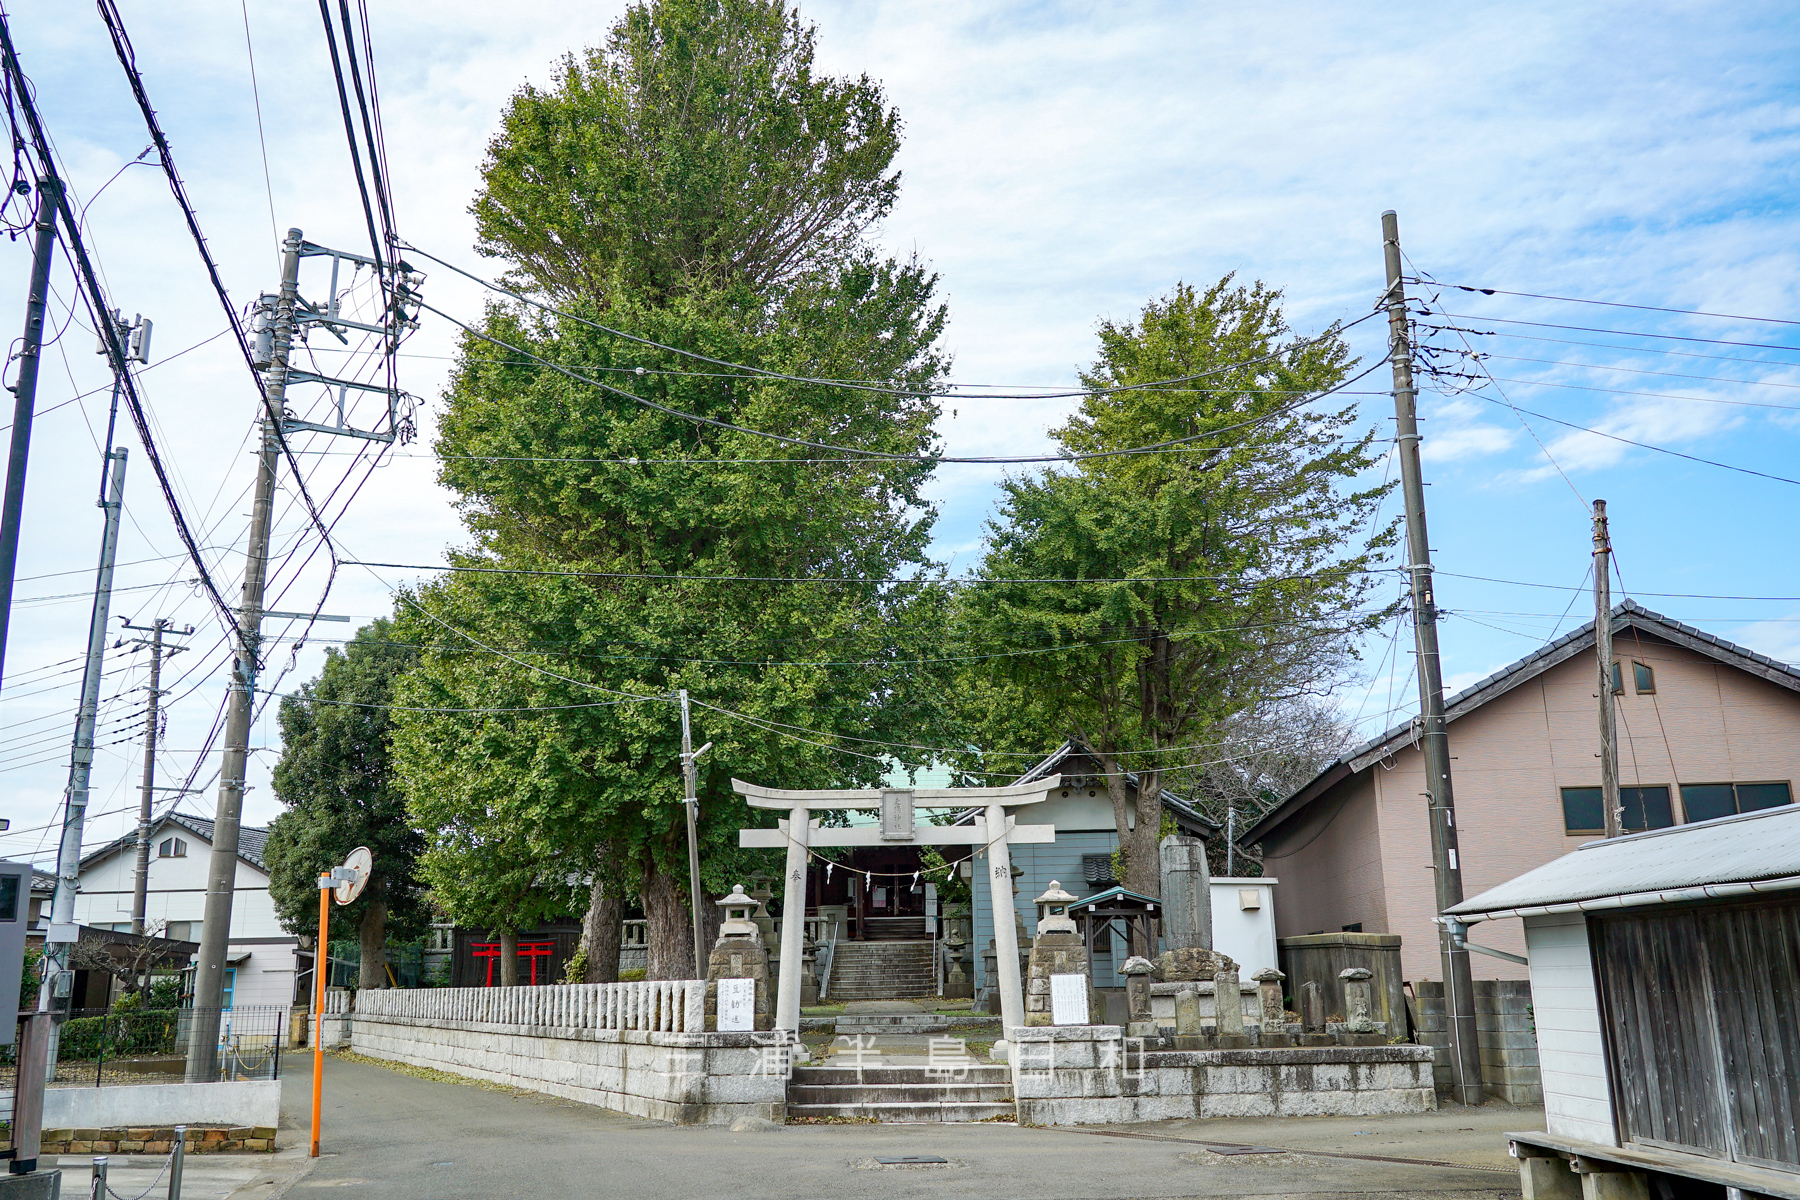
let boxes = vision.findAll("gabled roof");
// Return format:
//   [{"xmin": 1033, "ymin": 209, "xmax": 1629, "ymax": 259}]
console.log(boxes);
[
  {"xmin": 1067, "ymin": 885, "xmax": 1162, "ymax": 912},
  {"xmin": 80, "ymin": 811, "xmax": 270, "ymax": 874},
  {"xmin": 1010, "ymin": 738, "xmax": 1219, "ymax": 837},
  {"xmin": 1449, "ymin": 802, "xmax": 1800, "ymax": 920},
  {"xmin": 1240, "ymin": 601, "xmax": 1800, "ymax": 849}
]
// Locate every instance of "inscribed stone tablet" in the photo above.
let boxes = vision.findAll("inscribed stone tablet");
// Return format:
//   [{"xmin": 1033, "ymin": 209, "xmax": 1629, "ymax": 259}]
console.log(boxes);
[
  {"xmin": 1049, "ymin": 973, "xmax": 1090, "ymax": 1025},
  {"xmin": 718, "ymin": 977, "xmax": 755, "ymax": 1031}
]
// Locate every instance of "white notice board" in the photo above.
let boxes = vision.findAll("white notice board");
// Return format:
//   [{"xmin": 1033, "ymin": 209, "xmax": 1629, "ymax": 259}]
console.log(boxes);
[
  {"xmin": 1049, "ymin": 973, "xmax": 1090, "ymax": 1025},
  {"xmin": 717, "ymin": 977, "xmax": 755, "ymax": 1031}
]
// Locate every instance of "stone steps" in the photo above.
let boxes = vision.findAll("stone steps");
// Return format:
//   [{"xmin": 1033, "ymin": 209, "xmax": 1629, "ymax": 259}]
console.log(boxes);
[
  {"xmin": 833, "ymin": 1013, "xmax": 950, "ymax": 1035},
  {"xmin": 787, "ymin": 1065, "xmax": 1013, "ymax": 1123},
  {"xmin": 824, "ymin": 940, "xmax": 937, "ymax": 1000}
]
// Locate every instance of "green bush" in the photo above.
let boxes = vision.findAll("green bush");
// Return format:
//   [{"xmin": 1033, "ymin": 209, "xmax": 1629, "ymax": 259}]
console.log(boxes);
[
  {"xmin": 56, "ymin": 1009, "xmax": 182, "ymax": 1061},
  {"xmin": 617, "ymin": 968, "xmax": 646, "ymax": 982}
]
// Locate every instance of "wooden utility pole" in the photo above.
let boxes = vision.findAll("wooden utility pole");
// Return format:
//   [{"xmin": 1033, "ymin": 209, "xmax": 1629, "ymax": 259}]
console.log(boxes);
[
  {"xmin": 679, "ymin": 690, "xmax": 709, "ymax": 977},
  {"xmin": 1382, "ymin": 210, "xmax": 1483, "ymax": 1106},
  {"xmin": 1593, "ymin": 500, "xmax": 1622, "ymax": 838}
]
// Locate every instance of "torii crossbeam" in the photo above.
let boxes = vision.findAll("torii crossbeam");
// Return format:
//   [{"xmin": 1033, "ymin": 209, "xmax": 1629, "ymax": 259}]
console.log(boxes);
[{"xmin": 733, "ymin": 776, "xmax": 1062, "ymax": 1045}]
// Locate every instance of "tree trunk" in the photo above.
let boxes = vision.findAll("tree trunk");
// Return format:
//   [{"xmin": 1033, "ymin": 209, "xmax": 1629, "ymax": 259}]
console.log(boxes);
[
  {"xmin": 579, "ymin": 875, "xmax": 623, "ymax": 984},
  {"xmin": 642, "ymin": 846, "xmax": 695, "ymax": 980},
  {"xmin": 1105, "ymin": 753, "xmax": 1165, "ymax": 903},
  {"xmin": 357, "ymin": 889, "xmax": 389, "ymax": 990},
  {"xmin": 499, "ymin": 929, "xmax": 519, "ymax": 986}
]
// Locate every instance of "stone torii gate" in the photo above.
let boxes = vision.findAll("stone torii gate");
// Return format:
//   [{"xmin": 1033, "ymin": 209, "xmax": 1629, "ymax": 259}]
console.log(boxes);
[{"xmin": 733, "ymin": 776, "xmax": 1062, "ymax": 1049}]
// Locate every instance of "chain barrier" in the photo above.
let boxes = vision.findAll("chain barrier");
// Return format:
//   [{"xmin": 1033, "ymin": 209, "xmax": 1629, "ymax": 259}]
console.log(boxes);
[{"xmin": 91, "ymin": 1125, "xmax": 186, "ymax": 1200}]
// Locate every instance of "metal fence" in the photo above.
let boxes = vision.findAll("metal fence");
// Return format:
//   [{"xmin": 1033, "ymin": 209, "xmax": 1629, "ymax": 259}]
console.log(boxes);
[{"xmin": 1, "ymin": 1005, "xmax": 289, "ymax": 1090}]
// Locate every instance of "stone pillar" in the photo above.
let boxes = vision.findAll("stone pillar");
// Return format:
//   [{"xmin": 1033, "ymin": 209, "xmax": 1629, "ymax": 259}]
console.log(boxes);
[
  {"xmin": 1158, "ymin": 833, "xmax": 1212, "ymax": 950},
  {"xmin": 1213, "ymin": 967, "xmax": 1251, "ymax": 1048},
  {"xmin": 1252, "ymin": 967, "xmax": 1290, "ymax": 1047},
  {"xmin": 1337, "ymin": 966, "xmax": 1384, "ymax": 1046},
  {"xmin": 984, "ymin": 804, "xmax": 1026, "ymax": 1059},
  {"xmin": 1122, "ymin": 956, "xmax": 1156, "ymax": 1038},
  {"xmin": 799, "ymin": 935, "xmax": 819, "ymax": 1007},
  {"xmin": 1300, "ymin": 979, "xmax": 1331, "ymax": 1046},
  {"xmin": 981, "ymin": 939, "xmax": 1000, "ymax": 1014},
  {"xmin": 774, "ymin": 809, "xmax": 811, "ymax": 1033}
]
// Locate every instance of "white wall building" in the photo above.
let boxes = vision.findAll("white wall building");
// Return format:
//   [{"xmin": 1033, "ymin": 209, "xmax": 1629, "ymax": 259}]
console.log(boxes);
[
  {"xmin": 1209, "ymin": 877, "xmax": 1278, "ymax": 978},
  {"xmin": 75, "ymin": 812, "xmax": 297, "ymax": 1010}
]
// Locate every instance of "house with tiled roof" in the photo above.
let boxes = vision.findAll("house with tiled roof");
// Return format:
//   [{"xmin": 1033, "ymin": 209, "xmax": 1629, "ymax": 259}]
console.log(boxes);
[
  {"xmin": 1238, "ymin": 600, "xmax": 1800, "ymax": 983},
  {"xmin": 73, "ymin": 811, "xmax": 298, "ymax": 1009}
]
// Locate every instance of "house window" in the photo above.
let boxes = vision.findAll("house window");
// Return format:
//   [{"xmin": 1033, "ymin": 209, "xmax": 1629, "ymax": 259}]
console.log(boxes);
[
  {"xmin": 165, "ymin": 922, "xmax": 193, "ymax": 941},
  {"xmin": 220, "ymin": 967, "xmax": 235, "ymax": 1010},
  {"xmin": 1561, "ymin": 785, "xmax": 1675, "ymax": 834},
  {"xmin": 1632, "ymin": 661, "xmax": 1655, "ymax": 693},
  {"xmin": 1342, "ymin": 922, "xmax": 1364, "ymax": 933},
  {"xmin": 1680, "ymin": 781, "xmax": 1793, "ymax": 824},
  {"xmin": 1561, "ymin": 787, "xmax": 1604, "ymax": 834},
  {"xmin": 0, "ymin": 874, "xmax": 16, "ymax": 922},
  {"xmin": 158, "ymin": 838, "xmax": 187, "ymax": 858},
  {"xmin": 1610, "ymin": 662, "xmax": 1624, "ymax": 694}
]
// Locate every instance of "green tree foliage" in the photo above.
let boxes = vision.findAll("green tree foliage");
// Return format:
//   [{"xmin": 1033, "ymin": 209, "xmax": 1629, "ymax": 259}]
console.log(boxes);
[
  {"xmin": 392, "ymin": 284, "xmax": 954, "ymax": 979},
  {"xmin": 400, "ymin": 0, "xmax": 957, "ymax": 981},
  {"xmin": 957, "ymin": 278, "xmax": 1396, "ymax": 897},
  {"xmin": 263, "ymin": 620, "xmax": 428, "ymax": 989},
  {"xmin": 473, "ymin": 0, "xmax": 900, "ymax": 305}
]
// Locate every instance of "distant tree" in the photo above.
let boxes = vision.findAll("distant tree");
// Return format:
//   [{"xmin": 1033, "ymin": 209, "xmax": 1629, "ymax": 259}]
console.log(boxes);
[
  {"xmin": 263, "ymin": 620, "xmax": 428, "ymax": 989},
  {"xmin": 473, "ymin": 0, "xmax": 901, "ymax": 305},
  {"xmin": 958, "ymin": 279, "xmax": 1396, "ymax": 899}
]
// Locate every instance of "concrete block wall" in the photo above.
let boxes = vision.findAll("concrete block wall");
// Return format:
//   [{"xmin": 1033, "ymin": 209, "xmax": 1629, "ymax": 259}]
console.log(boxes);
[
  {"xmin": 1410, "ymin": 979, "xmax": 1541, "ymax": 1104},
  {"xmin": 1011, "ymin": 1025, "xmax": 1437, "ymax": 1125},
  {"xmin": 350, "ymin": 1013, "xmax": 784, "ymax": 1126}
]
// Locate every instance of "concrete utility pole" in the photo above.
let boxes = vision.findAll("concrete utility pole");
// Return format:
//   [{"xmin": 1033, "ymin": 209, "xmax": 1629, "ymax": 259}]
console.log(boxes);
[
  {"xmin": 1382, "ymin": 210, "xmax": 1483, "ymax": 1106},
  {"xmin": 123, "ymin": 617, "xmax": 190, "ymax": 933},
  {"xmin": 189, "ymin": 228, "xmax": 302, "ymax": 1081},
  {"xmin": 1593, "ymin": 500, "xmax": 1622, "ymax": 838},
  {"xmin": 0, "ymin": 177, "xmax": 61, "ymax": 693},
  {"xmin": 42, "ymin": 447, "xmax": 128, "ymax": 1071},
  {"xmin": 678, "ymin": 690, "xmax": 709, "ymax": 977}
]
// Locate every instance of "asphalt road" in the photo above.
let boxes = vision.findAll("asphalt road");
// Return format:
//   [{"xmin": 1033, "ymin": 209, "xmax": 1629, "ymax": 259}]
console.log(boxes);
[{"xmin": 280, "ymin": 1053, "xmax": 1530, "ymax": 1200}]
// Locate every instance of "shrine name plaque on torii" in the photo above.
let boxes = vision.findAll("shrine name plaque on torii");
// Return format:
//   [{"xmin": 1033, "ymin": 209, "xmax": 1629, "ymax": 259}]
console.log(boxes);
[{"xmin": 733, "ymin": 776, "xmax": 1061, "ymax": 1049}]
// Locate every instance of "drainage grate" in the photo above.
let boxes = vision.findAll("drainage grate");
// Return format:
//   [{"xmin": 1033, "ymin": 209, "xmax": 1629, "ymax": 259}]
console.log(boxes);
[{"xmin": 875, "ymin": 1156, "xmax": 948, "ymax": 1165}]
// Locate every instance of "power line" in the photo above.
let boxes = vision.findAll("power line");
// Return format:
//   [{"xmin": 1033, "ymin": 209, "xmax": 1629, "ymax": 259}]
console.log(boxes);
[
  {"xmin": 1423, "ymin": 281, "xmax": 1800, "ymax": 329},
  {"xmin": 422, "ymin": 298, "xmax": 1390, "ymax": 465},
  {"xmin": 1433, "ymin": 311, "xmax": 1800, "ymax": 355},
  {"xmin": 405, "ymin": 241, "xmax": 1386, "ymax": 403}
]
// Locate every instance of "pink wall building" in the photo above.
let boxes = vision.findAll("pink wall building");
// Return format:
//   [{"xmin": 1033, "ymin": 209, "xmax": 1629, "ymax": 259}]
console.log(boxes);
[{"xmin": 1241, "ymin": 601, "xmax": 1800, "ymax": 982}]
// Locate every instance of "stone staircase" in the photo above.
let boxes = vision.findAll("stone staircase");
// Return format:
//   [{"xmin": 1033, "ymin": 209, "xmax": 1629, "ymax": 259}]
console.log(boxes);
[
  {"xmin": 787, "ymin": 1064, "xmax": 1014, "ymax": 1122},
  {"xmin": 861, "ymin": 916, "xmax": 927, "ymax": 940},
  {"xmin": 825, "ymin": 939, "xmax": 935, "ymax": 1001}
]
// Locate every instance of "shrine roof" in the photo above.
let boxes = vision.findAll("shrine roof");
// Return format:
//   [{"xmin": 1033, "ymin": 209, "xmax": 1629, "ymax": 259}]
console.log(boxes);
[{"xmin": 1067, "ymin": 885, "xmax": 1162, "ymax": 912}]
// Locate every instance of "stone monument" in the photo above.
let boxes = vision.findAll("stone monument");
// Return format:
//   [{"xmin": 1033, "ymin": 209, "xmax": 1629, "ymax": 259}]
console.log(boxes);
[
  {"xmin": 1213, "ymin": 964, "xmax": 1251, "ymax": 1048},
  {"xmin": 1157, "ymin": 832, "xmax": 1212, "ymax": 951},
  {"xmin": 705, "ymin": 884, "xmax": 772, "ymax": 1031},
  {"xmin": 1024, "ymin": 881, "xmax": 1087, "ymax": 1026},
  {"xmin": 1121, "ymin": 955, "xmax": 1156, "ymax": 1037},
  {"xmin": 1299, "ymin": 978, "xmax": 1332, "ymax": 1047},
  {"xmin": 1252, "ymin": 967, "xmax": 1290, "ymax": 1047},
  {"xmin": 1336, "ymin": 966, "xmax": 1385, "ymax": 1046}
]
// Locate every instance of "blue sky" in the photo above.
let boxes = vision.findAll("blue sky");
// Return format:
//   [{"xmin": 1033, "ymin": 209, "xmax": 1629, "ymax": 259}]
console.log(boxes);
[{"xmin": 2, "ymin": 2, "xmax": 1799, "ymax": 864}]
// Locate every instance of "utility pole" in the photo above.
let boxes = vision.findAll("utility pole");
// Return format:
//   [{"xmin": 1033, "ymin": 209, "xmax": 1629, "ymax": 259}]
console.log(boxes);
[
  {"xmin": 189, "ymin": 228, "xmax": 301, "ymax": 1082},
  {"xmin": 41, "ymin": 447, "xmax": 128, "ymax": 1073},
  {"xmin": 1382, "ymin": 210, "xmax": 1483, "ymax": 1106},
  {"xmin": 1225, "ymin": 803, "xmax": 1235, "ymax": 876},
  {"xmin": 678, "ymin": 690, "xmax": 711, "ymax": 977},
  {"xmin": 0, "ymin": 176, "xmax": 61, "ymax": 693},
  {"xmin": 1593, "ymin": 500, "xmax": 1622, "ymax": 838},
  {"xmin": 122, "ymin": 617, "xmax": 191, "ymax": 934}
]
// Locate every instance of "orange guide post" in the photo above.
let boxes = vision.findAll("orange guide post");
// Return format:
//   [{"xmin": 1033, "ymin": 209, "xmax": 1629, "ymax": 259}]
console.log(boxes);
[{"xmin": 311, "ymin": 873, "xmax": 329, "ymax": 1157}]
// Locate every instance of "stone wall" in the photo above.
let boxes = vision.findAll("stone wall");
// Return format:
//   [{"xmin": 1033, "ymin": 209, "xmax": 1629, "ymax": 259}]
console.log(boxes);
[
  {"xmin": 40, "ymin": 1080, "xmax": 281, "ymax": 1130},
  {"xmin": 349, "ymin": 1013, "xmax": 785, "ymax": 1126},
  {"xmin": 1410, "ymin": 979, "xmax": 1540, "ymax": 1104},
  {"xmin": 1012, "ymin": 1025, "xmax": 1436, "ymax": 1125}
]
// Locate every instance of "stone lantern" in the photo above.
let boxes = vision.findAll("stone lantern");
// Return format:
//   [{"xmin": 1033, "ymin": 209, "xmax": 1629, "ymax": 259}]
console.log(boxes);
[
  {"xmin": 1033, "ymin": 881, "xmax": 1078, "ymax": 936},
  {"xmin": 705, "ymin": 883, "xmax": 771, "ymax": 1030},
  {"xmin": 1024, "ymin": 881, "xmax": 1088, "ymax": 1026}
]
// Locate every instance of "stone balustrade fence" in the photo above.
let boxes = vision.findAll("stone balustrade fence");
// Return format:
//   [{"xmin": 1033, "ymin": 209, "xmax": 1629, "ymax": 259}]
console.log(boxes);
[{"xmin": 354, "ymin": 980, "xmax": 707, "ymax": 1034}]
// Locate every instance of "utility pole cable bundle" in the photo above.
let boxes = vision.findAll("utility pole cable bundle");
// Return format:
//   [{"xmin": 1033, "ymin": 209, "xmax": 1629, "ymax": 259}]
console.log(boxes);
[
  {"xmin": 1382, "ymin": 210, "xmax": 1484, "ymax": 1107},
  {"xmin": 123, "ymin": 616, "xmax": 192, "ymax": 935}
]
